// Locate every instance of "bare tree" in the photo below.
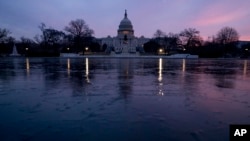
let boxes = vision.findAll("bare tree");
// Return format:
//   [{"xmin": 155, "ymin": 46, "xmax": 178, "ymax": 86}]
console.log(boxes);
[
  {"xmin": 153, "ymin": 29, "xmax": 166, "ymax": 39},
  {"xmin": 37, "ymin": 23, "xmax": 65, "ymax": 46},
  {"xmin": 152, "ymin": 30, "xmax": 181, "ymax": 54},
  {"xmin": 0, "ymin": 28, "xmax": 15, "ymax": 55},
  {"xmin": 0, "ymin": 28, "xmax": 12, "ymax": 43},
  {"xmin": 164, "ymin": 32, "xmax": 180, "ymax": 53},
  {"xmin": 64, "ymin": 19, "xmax": 94, "ymax": 53},
  {"xmin": 153, "ymin": 29, "xmax": 166, "ymax": 53},
  {"xmin": 216, "ymin": 27, "xmax": 239, "ymax": 56},
  {"xmin": 179, "ymin": 28, "xmax": 203, "ymax": 48},
  {"xmin": 216, "ymin": 26, "xmax": 239, "ymax": 45},
  {"xmin": 65, "ymin": 19, "xmax": 94, "ymax": 38}
]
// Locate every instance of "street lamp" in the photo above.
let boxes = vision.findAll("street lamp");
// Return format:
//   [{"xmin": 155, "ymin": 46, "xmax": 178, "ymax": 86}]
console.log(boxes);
[
  {"xmin": 67, "ymin": 47, "xmax": 69, "ymax": 51},
  {"xmin": 159, "ymin": 49, "xmax": 163, "ymax": 53},
  {"xmin": 245, "ymin": 48, "xmax": 248, "ymax": 51},
  {"xmin": 25, "ymin": 47, "xmax": 29, "ymax": 57},
  {"xmin": 85, "ymin": 47, "xmax": 89, "ymax": 51}
]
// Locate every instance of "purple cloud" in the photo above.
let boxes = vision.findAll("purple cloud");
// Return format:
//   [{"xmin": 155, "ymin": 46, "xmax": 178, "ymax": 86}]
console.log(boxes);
[{"xmin": 0, "ymin": 0, "xmax": 249, "ymax": 40}]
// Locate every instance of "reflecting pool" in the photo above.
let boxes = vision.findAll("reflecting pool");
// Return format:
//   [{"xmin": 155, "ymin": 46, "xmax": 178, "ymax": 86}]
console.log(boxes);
[{"xmin": 0, "ymin": 57, "xmax": 250, "ymax": 141}]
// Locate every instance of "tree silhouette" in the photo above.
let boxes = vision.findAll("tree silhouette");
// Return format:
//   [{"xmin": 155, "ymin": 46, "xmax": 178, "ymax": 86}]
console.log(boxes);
[
  {"xmin": 152, "ymin": 29, "xmax": 166, "ymax": 54},
  {"xmin": 152, "ymin": 30, "xmax": 181, "ymax": 54},
  {"xmin": 0, "ymin": 28, "xmax": 11, "ymax": 43},
  {"xmin": 215, "ymin": 27, "xmax": 239, "ymax": 56},
  {"xmin": 31, "ymin": 23, "xmax": 65, "ymax": 56},
  {"xmin": 65, "ymin": 19, "xmax": 94, "ymax": 37},
  {"xmin": 179, "ymin": 28, "xmax": 203, "ymax": 48},
  {"xmin": 37, "ymin": 23, "xmax": 65, "ymax": 46},
  {"xmin": 0, "ymin": 28, "xmax": 15, "ymax": 55},
  {"xmin": 153, "ymin": 29, "xmax": 166, "ymax": 39},
  {"xmin": 216, "ymin": 26, "xmax": 239, "ymax": 45},
  {"xmin": 163, "ymin": 33, "xmax": 180, "ymax": 54},
  {"xmin": 143, "ymin": 40, "xmax": 160, "ymax": 54},
  {"xmin": 17, "ymin": 37, "xmax": 35, "ymax": 55},
  {"xmin": 65, "ymin": 19, "xmax": 94, "ymax": 53}
]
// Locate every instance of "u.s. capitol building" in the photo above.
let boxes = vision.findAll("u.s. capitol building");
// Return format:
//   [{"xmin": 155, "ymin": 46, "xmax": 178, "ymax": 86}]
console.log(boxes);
[{"xmin": 101, "ymin": 10, "xmax": 149, "ymax": 55}]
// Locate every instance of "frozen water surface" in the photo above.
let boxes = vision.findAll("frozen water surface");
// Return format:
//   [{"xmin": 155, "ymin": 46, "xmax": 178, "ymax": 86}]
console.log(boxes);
[{"xmin": 0, "ymin": 57, "xmax": 250, "ymax": 141}]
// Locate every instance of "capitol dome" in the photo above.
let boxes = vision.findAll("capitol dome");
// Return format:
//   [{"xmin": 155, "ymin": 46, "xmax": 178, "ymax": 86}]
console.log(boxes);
[{"xmin": 118, "ymin": 10, "xmax": 134, "ymax": 34}]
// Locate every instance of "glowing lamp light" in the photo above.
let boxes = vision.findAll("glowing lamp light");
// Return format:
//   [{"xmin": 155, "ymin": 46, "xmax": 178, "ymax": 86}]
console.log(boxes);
[
  {"xmin": 85, "ymin": 47, "xmax": 89, "ymax": 51},
  {"xmin": 159, "ymin": 49, "xmax": 163, "ymax": 53},
  {"xmin": 25, "ymin": 48, "xmax": 28, "ymax": 51}
]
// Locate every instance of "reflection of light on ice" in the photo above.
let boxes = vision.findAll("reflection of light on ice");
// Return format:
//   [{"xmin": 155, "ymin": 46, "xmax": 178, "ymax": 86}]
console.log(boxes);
[
  {"xmin": 158, "ymin": 87, "xmax": 164, "ymax": 96},
  {"xmin": 243, "ymin": 60, "xmax": 247, "ymax": 78},
  {"xmin": 158, "ymin": 58, "xmax": 162, "ymax": 82},
  {"xmin": 182, "ymin": 59, "xmax": 186, "ymax": 78},
  {"xmin": 158, "ymin": 58, "xmax": 164, "ymax": 96},
  {"xmin": 182, "ymin": 59, "xmax": 186, "ymax": 72},
  {"xmin": 86, "ymin": 58, "xmax": 89, "ymax": 75},
  {"xmin": 125, "ymin": 59, "xmax": 129, "ymax": 76},
  {"xmin": 86, "ymin": 58, "xmax": 90, "ymax": 83},
  {"xmin": 67, "ymin": 58, "xmax": 70, "ymax": 76},
  {"xmin": 26, "ymin": 58, "xmax": 30, "ymax": 75}
]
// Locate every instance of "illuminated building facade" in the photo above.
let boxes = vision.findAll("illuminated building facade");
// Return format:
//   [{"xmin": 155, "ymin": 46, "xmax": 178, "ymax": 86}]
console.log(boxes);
[{"xmin": 101, "ymin": 10, "xmax": 149, "ymax": 54}]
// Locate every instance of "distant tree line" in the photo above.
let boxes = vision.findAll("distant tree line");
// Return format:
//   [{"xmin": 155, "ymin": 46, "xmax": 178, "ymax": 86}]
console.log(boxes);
[
  {"xmin": 143, "ymin": 27, "xmax": 247, "ymax": 58},
  {"xmin": 0, "ymin": 19, "xmax": 101, "ymax": 57},
  {"xmin": 0, "ymin": 20, "xmax": 249, "ymax": 58}
]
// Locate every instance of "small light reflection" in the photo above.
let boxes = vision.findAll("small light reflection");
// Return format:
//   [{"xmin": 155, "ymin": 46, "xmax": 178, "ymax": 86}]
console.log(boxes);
[
  {"xmin": 67, "ymin": 58, "xmax": 70, "ymax": 76},
  {"xmin": 86, "ymin": 58, "xmax": 90, "ymax": 83},
  {"xmin": 125, "ymin": 60, "xmax": 129, "ymax": 77},
  {"xmin": 243, "ymin": 60, "xmax": 247, "ymax": 77},
  {"xmin": 26, "ymin": 58, "xmax": 30, "ymax": 76},
  {"xmin": 158, "ymin": 58, "xmax": 163, "ymax": 82},
  {"xmin": 126, "ymin": 70, "xmax": 129, "ymax": 75},
  {"xmin": 158, "ymin": 89, "xmax": 164, "ymax": 96},
  {"xmin": 182, "ymin": 59, "xmax": 186, "ymax": 72}
]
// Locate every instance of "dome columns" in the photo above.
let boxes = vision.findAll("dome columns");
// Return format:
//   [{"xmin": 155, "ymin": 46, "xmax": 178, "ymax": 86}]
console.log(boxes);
[{"xmin": 117, "ymin": 10, "xmax": 134, "ymax": 38}]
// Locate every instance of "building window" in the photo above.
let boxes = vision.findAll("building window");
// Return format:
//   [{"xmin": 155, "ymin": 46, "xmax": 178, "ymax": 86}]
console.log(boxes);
[{"xmin": 123, "ymin": 31, "xmax": 129, "ymax": 35}]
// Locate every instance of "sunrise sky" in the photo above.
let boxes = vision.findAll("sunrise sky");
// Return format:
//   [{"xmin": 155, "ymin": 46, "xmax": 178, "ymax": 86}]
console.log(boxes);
[{"xmin": 0, "ymin": 0, "xmax": 249, "ymax": 41}]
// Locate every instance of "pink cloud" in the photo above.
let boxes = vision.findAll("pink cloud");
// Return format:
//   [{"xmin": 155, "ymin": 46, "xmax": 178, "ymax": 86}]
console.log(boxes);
[
  {"xmin": 193, "ymin": 2, "xmax": 249, "ymax": 26},
  {"xmin": 195, "ymin": 12, "xmax": 244, "ymax": 26},
  {"xmin": 240, "ymin": 35, "xmax": 250, "ymax": 41}
]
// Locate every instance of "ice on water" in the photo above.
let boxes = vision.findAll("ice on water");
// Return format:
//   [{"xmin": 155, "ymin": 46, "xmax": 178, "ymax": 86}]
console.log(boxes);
[{"xmin": 0, "ymin": 58, "xmax": 250, "ymax": 141}]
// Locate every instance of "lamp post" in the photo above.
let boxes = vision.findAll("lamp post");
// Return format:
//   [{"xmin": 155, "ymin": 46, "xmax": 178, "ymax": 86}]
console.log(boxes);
[
  {"xmin": 84, "ymin": 47, "xmax": 89, "ymax": 55},
  {"xmin": 25, "ymin": 47, "xmax": 29, "ymax": 56},
  {"xmin": 244, "ymin": 48, "xmax": 249, "ymax": 58},
  {"xmin": 159, "ymin": 48, "xmax": 163, "ymax": 55}
]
